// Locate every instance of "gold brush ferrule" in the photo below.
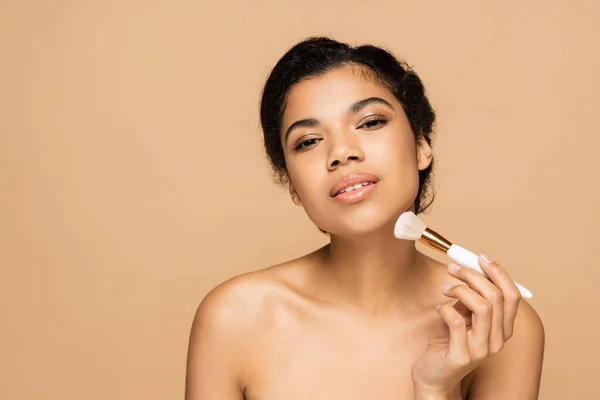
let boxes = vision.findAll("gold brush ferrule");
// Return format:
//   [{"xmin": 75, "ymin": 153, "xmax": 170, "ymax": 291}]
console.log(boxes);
[{"xmin": 419, "ymin": 227, "xmax": 453, "ymax": 253}]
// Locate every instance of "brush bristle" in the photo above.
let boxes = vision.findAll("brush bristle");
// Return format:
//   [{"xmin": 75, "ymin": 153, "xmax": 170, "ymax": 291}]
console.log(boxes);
[{"xmin": 394, "ymin": 211, "xmax": 427, "ymax": 241}]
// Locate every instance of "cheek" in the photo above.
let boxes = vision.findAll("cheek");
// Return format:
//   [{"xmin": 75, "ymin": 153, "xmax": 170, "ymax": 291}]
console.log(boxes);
[
  {"xmin": 367, "ymin": 132, "xmax": 420, "ymax": 197},
  {"xmin": 367, "ymin": 129, "xmax": 418, "ymax": 170},
  {"xmin": 285, "ymin": 152, "xmax": 326, "ymax": 201},
  {"xmin": 284, "ymin": 152, "xmax": 336, "ymax": 226}
]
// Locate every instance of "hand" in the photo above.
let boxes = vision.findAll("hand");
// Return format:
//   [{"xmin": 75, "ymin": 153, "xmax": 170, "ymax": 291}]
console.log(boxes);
[{"xmin": 411, "ymin": 255, "xmax": 522, "ymax": 396}]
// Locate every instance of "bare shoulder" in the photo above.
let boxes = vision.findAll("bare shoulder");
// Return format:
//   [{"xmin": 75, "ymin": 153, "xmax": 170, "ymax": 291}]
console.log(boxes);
[
  {"xmin": 190, "ymin": 259, "xmax": 308, "ymax": 339},
  {"xmin": 467, "ymin": 299, "xmax": 545, "ymax": 399},
  {"xmin": 502, "ymin": 298, "xmax": 545, "ymax": 355},
  {"xmin": 185, "ymin": 260, "xmax": 309, "ymax": 398},
  {"xmin": 485, "ymin": 298, "xmax": 545, "ymax": 367},
  {"xmin": 513, "ymin": 298, "xmax": 545, "ymax": 340}
]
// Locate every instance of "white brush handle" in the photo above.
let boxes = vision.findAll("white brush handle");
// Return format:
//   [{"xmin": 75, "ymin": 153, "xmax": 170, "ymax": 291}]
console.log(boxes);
[{"xmin": 447, "ymin": 244, "xmax": 533, "ymax": 299}]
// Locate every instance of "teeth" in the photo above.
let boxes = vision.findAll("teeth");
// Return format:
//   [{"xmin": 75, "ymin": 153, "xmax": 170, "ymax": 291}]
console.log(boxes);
[{"xmin": 338, "ymin": 181, "xmax": 373, "ymax": 195}]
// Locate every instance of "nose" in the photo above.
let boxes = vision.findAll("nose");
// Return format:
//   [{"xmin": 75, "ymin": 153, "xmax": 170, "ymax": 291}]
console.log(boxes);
[{"xmin": 327, "ymin": 133, "xmax": 365, "ymax": 170}]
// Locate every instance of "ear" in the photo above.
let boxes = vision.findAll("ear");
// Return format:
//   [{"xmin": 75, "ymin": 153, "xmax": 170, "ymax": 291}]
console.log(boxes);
[
  {"xmin": 416, "ymin": 137, "xmax": 433, "ymax": 171},
  {"xmin": 288, "ymin": 183, "xmax": 303, "ymax": 207}
]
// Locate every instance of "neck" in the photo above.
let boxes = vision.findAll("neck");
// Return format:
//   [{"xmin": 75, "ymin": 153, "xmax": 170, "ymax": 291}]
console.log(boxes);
[{"xmin": 312, "ymin": 223, "xmax": 431, "ymax": 316}]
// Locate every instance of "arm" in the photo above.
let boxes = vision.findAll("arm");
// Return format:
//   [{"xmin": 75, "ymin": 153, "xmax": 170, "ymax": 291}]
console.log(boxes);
[
  {"xmin": 466, "ymin": 300, "xmax": 545, "ymax": 399},
  {"xmin": 184, "ymin": 284, "xmax": 248, "ymax": 400}
]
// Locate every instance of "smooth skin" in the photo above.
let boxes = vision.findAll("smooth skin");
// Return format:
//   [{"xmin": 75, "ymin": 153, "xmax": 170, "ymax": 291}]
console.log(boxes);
[{"xmin": 185, "ymin": 66, "xmax": 545, "ymax": 400}]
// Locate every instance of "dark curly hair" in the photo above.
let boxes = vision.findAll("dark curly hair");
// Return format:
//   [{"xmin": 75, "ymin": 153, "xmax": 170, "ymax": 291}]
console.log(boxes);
[{"xmin": 259, "ymin": 36, "xmax": 436, "ymax": 214}]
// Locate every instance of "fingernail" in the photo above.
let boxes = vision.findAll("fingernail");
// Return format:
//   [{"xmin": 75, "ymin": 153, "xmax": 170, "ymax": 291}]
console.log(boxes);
[
  {"xmin": 480, "ymin": 254, "xmax": 493, "ymax": 264},
  {"xmin": 448, "ymin": 263, "xmax": 461, "ymax": 272},
  {"xmin": 442, "ymin": 284, "xmax": 453, "ymax": 292}
]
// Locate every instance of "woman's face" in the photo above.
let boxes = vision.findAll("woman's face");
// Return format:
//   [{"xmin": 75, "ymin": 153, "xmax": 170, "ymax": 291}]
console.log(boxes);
[{"xmin": 280, "ymin": 65, "xmax": 432, "ymax": 236}]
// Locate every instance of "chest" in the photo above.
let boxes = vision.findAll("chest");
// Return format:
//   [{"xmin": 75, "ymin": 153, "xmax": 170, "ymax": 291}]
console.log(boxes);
[{"xmin": 243, "ymin": 317, "xmax": 438, "ymax": 400}]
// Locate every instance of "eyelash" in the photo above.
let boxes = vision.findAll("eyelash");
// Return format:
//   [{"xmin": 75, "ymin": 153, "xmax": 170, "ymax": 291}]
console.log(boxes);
[
  {"xmin": 361, "ymin": 117, "xmax": 388, "ymax": 130},
  {"xmin": 293, "ymin": 117, "xmax": 389, "ymax": 151},
  {"xmin": 294, "ymin": 137, "xmax": 320, "ymax": 151}
]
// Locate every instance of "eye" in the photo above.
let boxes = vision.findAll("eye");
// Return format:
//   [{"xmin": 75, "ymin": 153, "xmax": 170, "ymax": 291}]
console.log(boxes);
[
  {"xmin": 294, "ymin": 137, "xmax": 321, "ymax": 151},
  {"xmin": 360, "ymin": 117, "xmax": 388, "ymax": 130}
]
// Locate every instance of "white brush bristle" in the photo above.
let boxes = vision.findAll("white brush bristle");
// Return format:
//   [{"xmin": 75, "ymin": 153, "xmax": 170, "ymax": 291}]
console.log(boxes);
[{"xmin": 394, "ymin": 211, "xmax": 427, "ymax": 241}]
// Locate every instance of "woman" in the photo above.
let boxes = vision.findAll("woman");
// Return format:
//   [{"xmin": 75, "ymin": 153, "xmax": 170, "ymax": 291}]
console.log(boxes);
[{"xmin": 185, "ymin": 37, "xmax": 545, "ymax": 400}]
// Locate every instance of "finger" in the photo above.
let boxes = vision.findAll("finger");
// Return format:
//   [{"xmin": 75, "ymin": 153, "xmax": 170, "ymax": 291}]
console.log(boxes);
[
  {"xmin": 448, "ymin": 263, "xmax": 505, "ymax": 353},
  {"xmin": 452, "ymin": 300, "xmax": 472, "ymax": 319},
  {"xmin": 478, "ymin": 255, "xmax": 522, "ymax": 341},
  {"xmin": 451, "ymin": 300, "xmax": 472, "ymax": 329},
  {"xmin": 436, "ymin": 303, "xmax": 470, "ymax": 366},
  {"xmin": 442, "ymin": 284, "xmax": 491, "ymax": 360}
]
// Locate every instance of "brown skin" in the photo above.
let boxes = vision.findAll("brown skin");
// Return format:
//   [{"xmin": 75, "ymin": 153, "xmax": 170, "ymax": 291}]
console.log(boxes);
[{"xmin": 185, "ymin": 66, "xmax": 545, "ymax": 400}]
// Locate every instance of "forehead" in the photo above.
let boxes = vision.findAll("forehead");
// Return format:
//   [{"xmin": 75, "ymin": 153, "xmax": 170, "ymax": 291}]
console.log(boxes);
[{"xmin": 281, "ymin": 65, "xmax": 397, "ymax": 124}]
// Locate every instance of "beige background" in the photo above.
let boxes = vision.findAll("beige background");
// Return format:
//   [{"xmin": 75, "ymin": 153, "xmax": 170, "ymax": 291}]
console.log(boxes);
[{"xmin": 1, "ymin": 1, "xmax": 599, "ymax": 399}]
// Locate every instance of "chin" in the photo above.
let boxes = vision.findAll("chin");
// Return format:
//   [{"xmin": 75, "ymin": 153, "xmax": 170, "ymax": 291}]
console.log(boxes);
[{"xmin": 310, "ymin": 201, "xmax": 410, "ymax": 237}]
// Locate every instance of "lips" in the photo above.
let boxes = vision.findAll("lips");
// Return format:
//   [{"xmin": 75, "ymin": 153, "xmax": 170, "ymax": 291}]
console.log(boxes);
[{"xmin": 329, "ymin": 172, "xmax": 380, "ymax": 198}]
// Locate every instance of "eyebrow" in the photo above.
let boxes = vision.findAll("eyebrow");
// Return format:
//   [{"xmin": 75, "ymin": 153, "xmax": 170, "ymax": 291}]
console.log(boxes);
[{"xmin": 283, "ymin": 96, "xmax": 394, "ymax": 143}]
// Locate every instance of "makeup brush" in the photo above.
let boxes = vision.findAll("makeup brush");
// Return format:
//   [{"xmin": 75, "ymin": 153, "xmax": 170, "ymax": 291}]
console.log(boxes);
[{"xmin": 394, "ymin": 211, "xmax": 532, "ymax": 299}]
